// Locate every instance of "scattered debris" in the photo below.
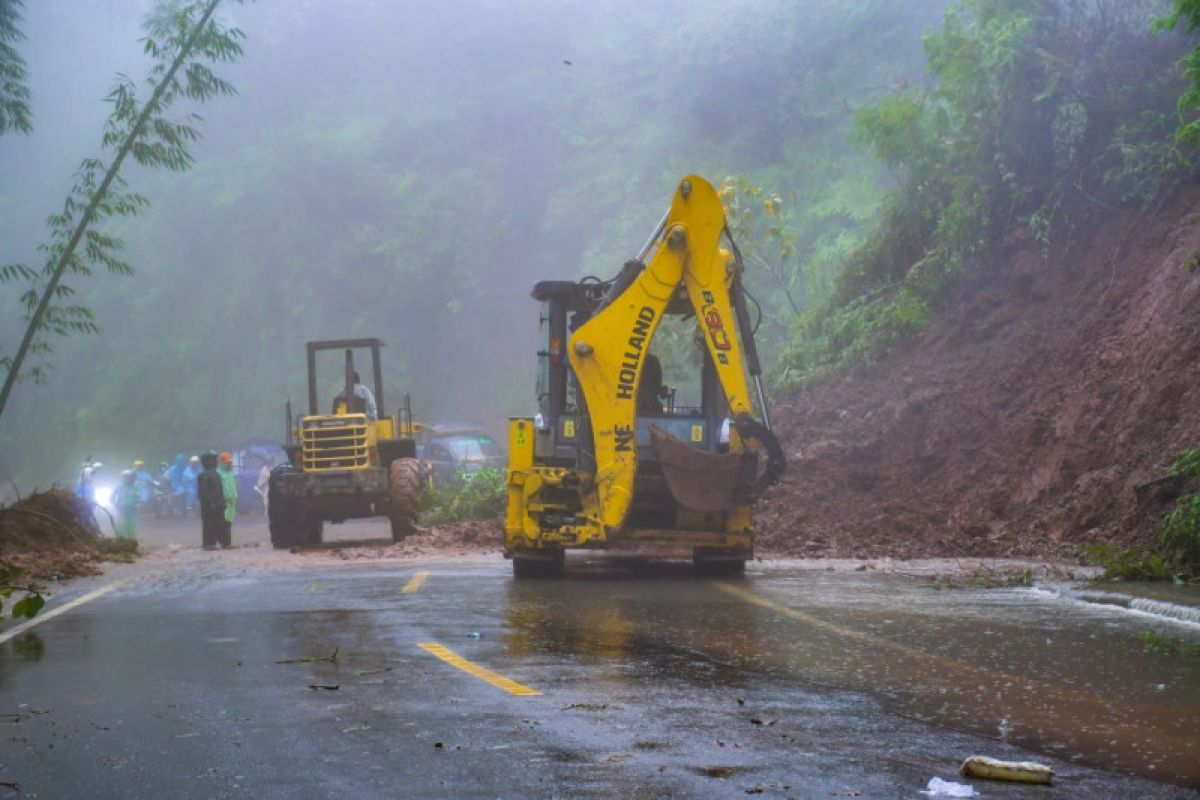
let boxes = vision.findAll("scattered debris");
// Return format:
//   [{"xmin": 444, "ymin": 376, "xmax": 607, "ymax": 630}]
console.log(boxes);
[
  {"xmin": 355, "ymin": 666, "xmax": 395, "ymax": 677},
  {"xmin": 434, "ymin": 741, "xmax": 444, "ymax": 748},
  {"xmin": 960, "ymin": 755, "xmax": 1053, "ymax": 784},
  {"xmin": 276, "ymin": 647, "xmax": 339, "ymax": 665},
  {"xmin": 465, "ymin": 631, "xmax": 482, "ymax": 639},
  {"xmin": 562, "ymin": 703, "xmax": 608, "ymax": 712},
  {"xmin": 307, "ymin": 684, "xmax": 340, "ymax": 691},
  {"xmin": 920, "ymin": 777, "xmax": 978, "ymax": 797},
  {"xmin": 0, "ymin": 487, "xmax": 134, "ymax": 579}
]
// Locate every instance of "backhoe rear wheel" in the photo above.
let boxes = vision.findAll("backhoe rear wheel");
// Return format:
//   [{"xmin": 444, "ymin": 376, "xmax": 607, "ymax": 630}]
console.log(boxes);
[
  {"xmin": 388, "ymin": 457, "xmax": 421, "ymax": 542},
  {"xmin": 268, "ymin": 464, "xmax": 300, "ymax": 549},
  {"xmin": 512, "ymin": 549, "xmax": 564, "ymax": 579},
  {"xmin": 693, "ymin": 548, "xmax": 746, "ymax": 578}
]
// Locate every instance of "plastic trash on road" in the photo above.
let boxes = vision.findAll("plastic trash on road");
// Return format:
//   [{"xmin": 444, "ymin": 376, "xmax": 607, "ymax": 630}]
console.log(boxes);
[
  {"xmin": 960, "ymin": 755, "xmax": 1054, "ymax": 784},
  {"xmin": 920, "ymin": 777, "xmax": 979, "ymax": 797}
]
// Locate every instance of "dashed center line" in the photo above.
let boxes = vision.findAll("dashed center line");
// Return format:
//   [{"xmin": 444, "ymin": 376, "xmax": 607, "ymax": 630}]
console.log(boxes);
[
  {"xmin": 418, "ymin": 642, "xmax": 540, "ymax": 696},
  {"xmin": 0, "ymin": 579, "xmax": 128, "ymax": 644},
  {"xmin": 402, "ymin": 572, "xmax": 428, "ymax": 593}
]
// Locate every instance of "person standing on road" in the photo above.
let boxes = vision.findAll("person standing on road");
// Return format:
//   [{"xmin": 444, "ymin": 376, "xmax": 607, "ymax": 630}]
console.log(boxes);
[
  {"xmin": 255, "ymin": 461, "xmax": 271, "ymax": 516},
  {"xmin": 218, "ymin": 452, "xmax": 238, "ymax": 549},
  {"xmin": 132, "ymin": 460, "xmax": 154, "ymax": 505},
  {"xmin": 111, "ymin": 469, "xmax": 139, "ymax": 541},
  {"xmin": 183, "ymin": 455, "xmax": 201, "ymax": 512},
  {"xmin": 197, "ymin": 451, "xmax": 225, "ymax": 550}
]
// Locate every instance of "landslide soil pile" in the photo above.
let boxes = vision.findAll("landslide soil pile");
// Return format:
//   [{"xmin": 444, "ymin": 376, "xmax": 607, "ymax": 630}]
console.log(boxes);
[
  {"xmin": 321, "ymin": 519, "xmax": 500, "ymax": 561},
  {"xmin": 757, "ymin": 192, "xmax": 1200, "ymax": 559},
  {"xmin": 0, "ymin": 488, "xmax": 136, "ymax": 578}
]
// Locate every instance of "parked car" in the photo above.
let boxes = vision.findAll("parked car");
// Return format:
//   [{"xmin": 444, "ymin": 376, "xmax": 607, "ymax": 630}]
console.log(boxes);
[{"xmin": 418, "ymin": 423, "xmax": 505, "ymax": 489}]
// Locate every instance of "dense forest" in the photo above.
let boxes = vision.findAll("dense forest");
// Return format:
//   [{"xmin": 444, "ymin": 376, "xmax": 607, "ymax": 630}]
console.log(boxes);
[{"xmin": 0, "ymin": 0, "xmax": 1195, "ymax": 494}]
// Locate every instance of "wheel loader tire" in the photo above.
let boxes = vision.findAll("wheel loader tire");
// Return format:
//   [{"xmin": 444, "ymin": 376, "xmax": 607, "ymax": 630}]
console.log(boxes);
[
  {"xmin": 268, "ymin": 464, "xmax": 300, "ymax": 549},
  {"xmin": 388, "ymin": 457, "xmax": 420, "ymax": 542},
  {"xmin": 300, "ymin": 509, "xmax": 324, "ymax": 547}
]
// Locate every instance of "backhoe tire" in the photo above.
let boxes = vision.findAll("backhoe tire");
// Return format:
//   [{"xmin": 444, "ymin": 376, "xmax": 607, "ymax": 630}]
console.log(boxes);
[
  {"xmin": 268, "ymin": 464, "xmax": 301, "ymax": 549},
  {"xmin": 388, "ymin": 457, "xmax": 421, "ymax": 542},
  {"xmin": 693, "ymin": 548, "xmax": 746, "ymax": 578},
  {"xmin": 512, "ymin": 549, "xmax": 564, "ymax": 579}
]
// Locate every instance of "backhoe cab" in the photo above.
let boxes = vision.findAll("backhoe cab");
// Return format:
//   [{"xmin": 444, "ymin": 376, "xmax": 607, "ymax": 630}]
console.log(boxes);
[
  {"xmin": 505, "ymin": 175, "xmax": 786, "ymax": 577},
  {"xmin": 269, "ymin": 338, "xmax": 422, "ymax": 548}
]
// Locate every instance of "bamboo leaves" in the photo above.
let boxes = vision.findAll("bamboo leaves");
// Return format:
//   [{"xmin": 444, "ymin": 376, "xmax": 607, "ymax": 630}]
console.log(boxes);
[
  {"xmin": 0, "ymin": 0, "xmax": 247, "ymax": 420},
  {"xmin": 0, "ymin": 0, "xmax": 30, "ymax": 135}
]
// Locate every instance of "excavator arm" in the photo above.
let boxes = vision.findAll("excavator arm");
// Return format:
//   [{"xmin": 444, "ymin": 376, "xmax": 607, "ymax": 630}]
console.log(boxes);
[{"xmin": 567, "ymin": 175, "xmax": 785, "ymax": 534}]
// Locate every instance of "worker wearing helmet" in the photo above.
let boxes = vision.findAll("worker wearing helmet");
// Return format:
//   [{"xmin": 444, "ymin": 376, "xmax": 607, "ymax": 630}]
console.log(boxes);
[
  {"xmin": 111, "ymin": 469, "xmax": 139, "ymax": 541},
  {"xmin": 217, "ymin": 452, "xmax": 238, "ymax": 549},
  {"xmin": 132, "ymin": 459, "xmax": 154, "ymax": 505},
  {"xmin": 183, "ymin": 455, "xmax": 201, "ymax": 512},
  {"xmin": 197, "ymin": 451, "xmax": 225, "ymax": 550},
  {"xmin": 75, "ymin": 461, "xmax": 102, "ymax": 509}
]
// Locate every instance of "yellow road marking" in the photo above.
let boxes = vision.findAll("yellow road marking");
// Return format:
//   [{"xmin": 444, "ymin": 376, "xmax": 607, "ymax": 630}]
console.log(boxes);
[
  {"xmin": 402, "ymin": 572, "xmax": 428, "ymax": 594},
  {"xmin": 0, "ymin": 580, "xmax": 128, "ymax": 645},
  {"xmin": 418, "ymin": 642, "xmax": 540, "ymax": 696}
]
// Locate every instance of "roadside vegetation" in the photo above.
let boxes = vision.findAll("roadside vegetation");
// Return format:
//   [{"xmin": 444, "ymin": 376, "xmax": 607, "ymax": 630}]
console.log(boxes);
[
  {"xmin": 751, "ymin": 0, "xmax": 1196, "ymax": 390},
  {"xmin": 418, "ymin": 468, "xmax": 506, "ymax": 527}
]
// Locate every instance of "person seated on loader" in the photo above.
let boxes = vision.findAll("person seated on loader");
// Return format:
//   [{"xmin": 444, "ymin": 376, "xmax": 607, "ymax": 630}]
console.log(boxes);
[{"xmin": 332, "ymin": 371, "xmax": 378, "ymax": 421}]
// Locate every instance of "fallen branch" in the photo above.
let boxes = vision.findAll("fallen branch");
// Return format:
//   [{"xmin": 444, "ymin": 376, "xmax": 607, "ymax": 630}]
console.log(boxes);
[{"xmin": 276, "ymin": 646, "xmax": 339, "ymax": 665}]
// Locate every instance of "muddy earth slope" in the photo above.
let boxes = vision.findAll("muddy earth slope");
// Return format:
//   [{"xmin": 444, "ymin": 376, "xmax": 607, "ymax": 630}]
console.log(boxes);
[{"xmin": 758, "ymin": 191, "xmax": 1200, "ymax": 559}]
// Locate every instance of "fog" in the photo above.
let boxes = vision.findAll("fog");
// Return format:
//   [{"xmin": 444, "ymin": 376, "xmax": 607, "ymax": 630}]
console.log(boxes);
[{"xmin": 0, "ymin": 0, "xmax": 948, "ymax": 487}]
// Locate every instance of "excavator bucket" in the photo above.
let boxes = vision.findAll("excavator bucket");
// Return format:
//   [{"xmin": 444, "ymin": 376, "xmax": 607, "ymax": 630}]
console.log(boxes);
[{"xmin": 650, "ymin": 425, "xmax": 758, "ymax": 513}]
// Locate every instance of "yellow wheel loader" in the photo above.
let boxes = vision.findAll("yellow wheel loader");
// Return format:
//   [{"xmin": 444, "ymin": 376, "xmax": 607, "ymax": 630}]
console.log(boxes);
[
  {"xmin": 504, "ymin": 175, "xmax": 786, "ymax": 577},
  {"xmin": 269, "ymin": 338, "xmax": 422, "ymax": 548}
]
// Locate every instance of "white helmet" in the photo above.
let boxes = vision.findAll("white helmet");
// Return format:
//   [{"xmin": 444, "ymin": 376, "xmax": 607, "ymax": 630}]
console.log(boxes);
[{"xmin": 91, "ymin": 462, "xmax": 103, "ymax": 470}]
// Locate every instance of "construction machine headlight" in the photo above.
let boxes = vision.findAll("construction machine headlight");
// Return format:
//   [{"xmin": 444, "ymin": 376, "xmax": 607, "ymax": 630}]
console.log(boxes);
[{"xmin": 94, "ymin": 483, "xmax": 115, "ymax": 511}]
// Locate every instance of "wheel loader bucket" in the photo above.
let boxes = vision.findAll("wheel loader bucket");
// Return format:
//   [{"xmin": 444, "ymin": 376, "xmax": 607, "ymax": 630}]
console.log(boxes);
[{"xmin": 650, "ymin": 425, "xmax": 758, "ymax": 513}]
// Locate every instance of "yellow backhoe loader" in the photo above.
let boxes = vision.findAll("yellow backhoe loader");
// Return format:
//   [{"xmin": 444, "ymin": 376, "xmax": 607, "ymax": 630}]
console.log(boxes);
[
  {"xmin": 269, "ymin": 338, "xmax": 422, "ymax": 548},
  {"xmin": 504, "ymin": 175, "xmax": 786, "ymax": 577}
]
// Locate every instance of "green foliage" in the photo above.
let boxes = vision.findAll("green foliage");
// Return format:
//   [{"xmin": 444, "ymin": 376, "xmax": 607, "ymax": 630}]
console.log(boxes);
[
  {"xmin": 1155, "ymin": 0, "xmax": 1200, "ymax": 143},
  {"xmin": 1078, "ymin": 543, "xmax": 1173, "ymax": 581},
  {"xmin": 1104, "ymin": 112, "xmax": 1187, "ymax": 206},
  {"xmin": 419, "ymin": 468, "xmax": 506, "ymax": 526},
  {"xmin": 1141, "ymin": 630, "xmax": 1200, "ymax": 658},
  {"xmin": 0, "ymin": 563, "xmax": 43, "ymax": 619},
  {"xmin": 0, "ymin": 0, "xmax": 30, "ymax": 135},
  {"xmin": 1157, "ymin": 445, "xmax": 1200, "ymax": 574},
  {"xmin": 772, "ymin": 0, "xmax": 1193, "ymax": 388},
  {"xmin": 0, "ymin": 0, "xmax": 245, "ymax": 418}
]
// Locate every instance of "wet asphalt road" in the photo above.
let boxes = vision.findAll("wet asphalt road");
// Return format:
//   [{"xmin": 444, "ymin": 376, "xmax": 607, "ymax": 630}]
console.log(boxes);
[{"xmin": 0, "ymin": 523, "xmax": 1198, "ymax": 798}]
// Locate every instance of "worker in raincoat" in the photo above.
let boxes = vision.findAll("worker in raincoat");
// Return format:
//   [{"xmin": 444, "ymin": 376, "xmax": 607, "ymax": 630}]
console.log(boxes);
[
  {"xmin": 168, "ymin": 453, "xmax": 187, "ymax": 500},
  {"xmin": 197, "ymin": 451, "xmax": 225, "ymax": 550},
  {"xmin": 183, "ymin": 455, "xmax": 201, "ymax": 512},
  {"xmin": 132, "ymin": 459, "xmax": 154, "ymax": 505},
  {"xmin": 218, "ymin": 451, "xmax": 238, "ymax": 548},
  {"xmin": 111, "ymin": 469, "xmax": 139, "ymax": 541}
]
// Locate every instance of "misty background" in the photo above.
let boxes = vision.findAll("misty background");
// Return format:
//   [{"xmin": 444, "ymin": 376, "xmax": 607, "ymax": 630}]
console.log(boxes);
[{"xmin": 0, "ymin": 0, "xmax": 972, "ymax": 485}]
